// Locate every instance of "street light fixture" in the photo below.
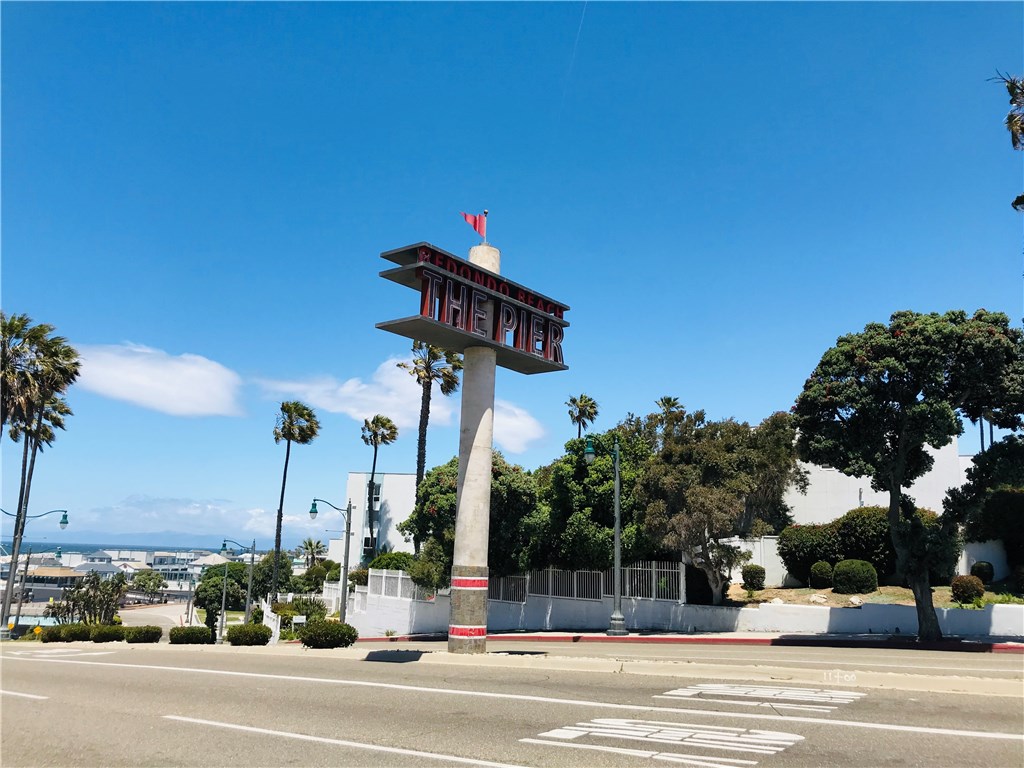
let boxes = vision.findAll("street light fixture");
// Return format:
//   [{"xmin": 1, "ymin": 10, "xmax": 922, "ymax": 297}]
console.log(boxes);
[
  {"xmin": 584, "ymin": 435, "xmax": 628, "ymax": 636},
  {"xmin": 1, "ymin": 508, "xmax": 69, "ymax": 629},
  {"xmin": 309, "ymin": 498, "xmax": 353, "ymax": 624},
  {"xmin": 221, "ymin": 538, "xmax": 257, "ymax": 626}
]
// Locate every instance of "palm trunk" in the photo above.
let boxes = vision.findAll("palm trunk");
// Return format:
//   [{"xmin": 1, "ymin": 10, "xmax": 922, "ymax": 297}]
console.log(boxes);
[
  {"xmin": 1, "ymin": 406, "xmax": 39, "ymax": 626},
  {"xmin": 415, "ymin": 379, "xmax": 431, "ymax": 488},
  {"xmin": 577, "ymin": 422, "xmax": 582, "ymax": 440},
  {"xmin": 367, "ymin": 446, "xmax": 380, "ymax": 558},
  {"xmin": 271, "ymin": 439, "xmax": 292, "ymax": 599}
]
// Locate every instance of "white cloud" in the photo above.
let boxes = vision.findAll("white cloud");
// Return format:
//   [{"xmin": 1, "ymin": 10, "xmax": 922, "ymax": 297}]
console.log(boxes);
[
  {"xmin": 79, "ymin": 343, "xmax": 243, "ymax": 417},
  {"xmin": 493, "ymin": 399, "xmax": 545, "ymax": 454},
  {"xmin": 258, "ymin": 356, "xmax": 456, "ymax": 430}
]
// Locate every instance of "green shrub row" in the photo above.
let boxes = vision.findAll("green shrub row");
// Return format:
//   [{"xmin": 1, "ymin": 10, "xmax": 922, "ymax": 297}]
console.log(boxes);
[
  {"xmin": 39, "ymin": 623, "xmax": 161, "ymax": 643},
  {"xmin": 169, "ymin": 626, "xmax": 214, "ymax": 644},
  {"xmin": 226, "ymin": 623, "xmax": 272, "ymax": 646},
  {"xmin": 300, "ymin": 620, "xmax": 359, "ymax": 649}
]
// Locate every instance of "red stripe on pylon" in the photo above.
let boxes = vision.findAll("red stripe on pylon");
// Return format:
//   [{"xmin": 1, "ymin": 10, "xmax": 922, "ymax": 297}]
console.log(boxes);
[
  {"xmin": 448, "ymin": 625, "xmax": 487, "ymax": 637},
  {"xmin": 451, "ymin": 577, "xmax": 488, "ymax": 589}
]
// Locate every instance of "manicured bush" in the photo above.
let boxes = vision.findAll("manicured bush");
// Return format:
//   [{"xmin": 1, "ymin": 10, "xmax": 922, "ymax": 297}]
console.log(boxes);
[
  {"xmin": 226, "ymin": 623, "xmax": 272, "ymax": 646},
  {"xmin": 61, "ymin": 623, "xmax": 92, "ymax": 642},
  {"xmin": 368, "ymin": 551, "xmax": 415, "ymax": 572},
  {"xmin": 740, "ymin": 565, "xmax": 765, "ymax": 591},
  {"xmin": 348, "ymin": 568, "xmax": 369, "ymax": 587},
  {"xmin": 291, "ymin": 595, "xmax": 328, "ymax": 623},
  {"xmin": 300, "ymin": 620, "xmax": 359, "ymax": 649},
  {"xmin": 951, "ymin": 574, "xmax": 985, "ymax": 605},
  {"xmin": 832, "ymin": 559, "xmax": 878, "ymax": 595},
  {"xmin": 777, "ymin": 523, "xmax": 842, "ymax": 584},
  {"xmin": 169, "ymin": 626, "xmax": 214, "ymax": 645},
  {"xmin": 835, "ymin": 506, "xmax": 894, "ymax": 577},
  {"xmin": 970, "ymin": 561, "xmax": 994, "ymax": 586},
  {"xmin": 40, "ymin": 625, "xmax": 64, "ymax": 643},
  {"xmin": 809, "ymin": 560, "xmax": 834, "ymax": 589},
  {"xmin": 250, "ymin": 606, "xmax": 264, "ymax": 624},
  {"xmin": 124, "ymin": 625, "xmax": 163, "ymax": 643},
  {"xmin": 91, "ymin": 624, "xmax": 126, "ymax": 643}
]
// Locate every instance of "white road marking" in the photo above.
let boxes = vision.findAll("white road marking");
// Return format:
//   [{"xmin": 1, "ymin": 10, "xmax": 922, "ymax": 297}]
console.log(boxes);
[
  {"xmin": 0, "ymin": 690, "xmax": 48, "ymax": 700},
  {"xmin": 7, "ymin": 649, "xmax": 115, "ymax": 658},
  {"xmin": 520, "ymin": 738, "xmax": 759, "ymax": 767},
  {"xmin": 8, "ymin": 656, "xmax": 1022, "ymax": 741},
  {"xmin": 164, "ymin": 715, "xmax": 530, "ymax": 768},
  {"xmin": 661, "ymin": 684, "xmax": 865, "ymax": 705},
  {"xmin": 655, "ymin": 696, "xmax": 834, "ymax": 713}
]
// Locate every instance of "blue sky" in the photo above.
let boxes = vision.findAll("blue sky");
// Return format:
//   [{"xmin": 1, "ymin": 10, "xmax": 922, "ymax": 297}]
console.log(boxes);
[{"xmin": 3, "ymin": 3, "xmax": 1021, "ymax": 549}]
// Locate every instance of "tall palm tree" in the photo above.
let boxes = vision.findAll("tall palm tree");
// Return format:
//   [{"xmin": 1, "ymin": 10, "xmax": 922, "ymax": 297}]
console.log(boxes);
[
  {"xmin": 397, "ymin": 342, "xmax": 462, "ymax": 488},
  {"xmin": 361, "ymin": 414, "xmax": 398, "ymax": 558},
  {"xmin": 271, "ymin": 401, "xmax": 320, "ymax": 597},
  {"xmin": 299, "ymin": 537, "xmax": 327, "ymax": 569},
  {"xmin": 0, "ymin": 313, "xmax": 80, "ymax": 626},
  {"xmin": 995, "ymin": 73, "xmax": 1024, "ymax": 210},
  {"xmin": 656, "ymin": 396, "xmax": 681, "ymax": 415},
  {"xmin": 566, "ymin": 394, "xmax": 599, "ymax": 439}
]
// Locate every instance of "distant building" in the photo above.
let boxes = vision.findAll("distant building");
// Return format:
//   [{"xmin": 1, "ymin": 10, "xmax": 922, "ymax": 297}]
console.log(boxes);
[{"xmin": 325, "ymin": 472, "xmax": 416, "ymax": 565}]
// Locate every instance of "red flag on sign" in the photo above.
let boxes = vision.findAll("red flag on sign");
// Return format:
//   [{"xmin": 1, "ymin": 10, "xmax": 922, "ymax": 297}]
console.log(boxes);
[{"xmin": 461, "ymin": 211, "xmax": 487, "ymax": 240}]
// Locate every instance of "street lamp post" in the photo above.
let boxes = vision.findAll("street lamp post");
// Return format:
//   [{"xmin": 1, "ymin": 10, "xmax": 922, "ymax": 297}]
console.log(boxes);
[
  {"xmin": 309, "ymin": 498, "xmax": 353, "ymax": 624},
  {"xmin": 584, "ymin": 435, "xmax": 628, "ymax": 636},
  {"xmin": 221, "ymin": 538, "xmax": 256, "ymax": 625},
  {"xmin": 1, "ymin": 508, "xmax": 69, "ymax": 629}
]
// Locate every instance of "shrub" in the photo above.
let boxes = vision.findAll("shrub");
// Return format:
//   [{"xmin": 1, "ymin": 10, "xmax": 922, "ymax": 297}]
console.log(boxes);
[
  {"xmin": 250, "ymin": 606, "xmax": 264, "ymax": 624},
  {"xmin": 740, "ymin": 565, "xmax": 765, "ymax": 591},
  {"xmin": 40, "ymin": 625, "xmax": 64, "ymax": 643},
  {"xmin": 226, "ymin": 623, "xmax": 272, "ymax": 646},
  {"xmin": 777, "ymin": 523, "xmax": 842, "ymax": 584},
  {"xmin": 271, "ymin": 601, "xmax": 297, "ymax": 617},
  {"xmin": 62, "ymin": 623, "xmax": 92, "ymax": 642},
  {"xmin": 348, "ymin": 568, "xmax": 369, "ymax": 587},
  {"xmin": 832, "ymin": 560, "xmax": 878, "ymax": 594},
  {"xmin": 300, "ymin": 620, "xmax": 359, "ymax": 649},
  {"xmin": 91, "ymin": 624, "xmax": 126, "ymax": 643},
  {"xmin": 835, "ymin": 506, "xmax": 894, "ymax": 577},
  {"xmin": 951, "ymin": 574, "xmax": 986, "ymax": 605},
  {"xmin": 169, "ymin": 626, "xmax": 214, "ymax": 645},
  {"xmin": 291, "ymin": 595, "xmax": 328, "ymax": 623},
  {"xmin": 124, "ymin": 625, "xmax": 163, "ymax": 643},
  {"xmin": 970, "ymin": 561, "xmax": 994, "ymax": 586},
  {"xmin": 368, "ymin": 551, "xmax": 415, "ymax": 572},
  {"xmin": 809, "ymin": 560, "xmax": 834, "ymax": 589}
]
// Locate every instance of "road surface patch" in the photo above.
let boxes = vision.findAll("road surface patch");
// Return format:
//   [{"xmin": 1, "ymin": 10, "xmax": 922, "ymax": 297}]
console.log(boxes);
[{"xmin": 656, "ymin": 684, "xmax": 866, "ymax": 713}]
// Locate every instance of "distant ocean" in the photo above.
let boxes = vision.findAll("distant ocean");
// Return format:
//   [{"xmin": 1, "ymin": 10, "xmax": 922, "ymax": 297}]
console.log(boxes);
[{"xmin": 4, "ymin": 539, "xmax": 222, "ymax": 555}]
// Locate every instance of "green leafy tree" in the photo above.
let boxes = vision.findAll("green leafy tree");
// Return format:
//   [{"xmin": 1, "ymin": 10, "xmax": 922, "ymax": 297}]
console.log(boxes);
[
  {"xmin": 361, "ymin": 414, "xmax": 398, "ymax": 558},
  {"xmin": 46, "ymin": 571, "xmax": 129, "ymax": 625},
  {"xmin": 397, "ymin": 342, "xmax": 462, "ymax": 490},
  {"xmin": 271, "ymin": 401, "xmax": 320, "ymax": 597},
  {"xmin": 132, "ymin": 570, "xmax": 168, "ymax": 603},
  {"xmin": 945, "ymin": 435, "xmax": 1024, "ymax": 570},
  {"xmin": 400, "ymin": 452, "xmax": 538, "ymax": 587},
  {"xmin": 1, "ymin": 312, "xmax": 80, "ymax": 626},
  {"xmin": 252, "ymin": 552, "xmax": 293, "ymax": 599},
  {"xmin": 566, "ymin": 394, "xmax": 599, "ymax": 439},
  {"xmin": 793, "ymin": 309, "xmax": 1024, "ymax": 641},
  {"xmin": 738, "ymin": 411, "xmax": 808, "ymax": 535}
]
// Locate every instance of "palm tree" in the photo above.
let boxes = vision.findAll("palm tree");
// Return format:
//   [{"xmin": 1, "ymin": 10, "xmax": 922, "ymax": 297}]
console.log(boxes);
[
  {"xmin": 0, "ymin": 313, "xmax": 80, "ymax": 626},
  {"xmin": 995, "ymin": 73, "xmax": 1024, "ymax": 210},
  {"xmin": 397, "ymin": 342, "xmax": 462, "ymax": 489},
  {"xmin": 299, "ymin": 537, "xmax": 327, "ymax": 569},
  {"xmin": 566, "ymin": 394, "xmax": 599, "ymax": 439},
  {"xmin": 361, "ymin": 414, "xmax": 398, "ymax": 558},
  {"xmin": 270, "ymin": 401, "xmax": 320, "ymax": 597},
  {"xmin": 656, "ymin": 396, "xmax": 681, "ymax": 415}
]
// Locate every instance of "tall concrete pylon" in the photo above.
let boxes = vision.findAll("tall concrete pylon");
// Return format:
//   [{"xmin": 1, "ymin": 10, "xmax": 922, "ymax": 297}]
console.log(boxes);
[{"xmin": 448, "ymin": 243, "xmax": 499, "ymax": 653}]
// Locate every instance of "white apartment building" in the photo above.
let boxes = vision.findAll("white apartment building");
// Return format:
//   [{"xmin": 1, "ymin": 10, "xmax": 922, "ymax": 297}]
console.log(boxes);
[{"xmin": 325, "ymin": 472, "xmax": 417, "ymax": 566}]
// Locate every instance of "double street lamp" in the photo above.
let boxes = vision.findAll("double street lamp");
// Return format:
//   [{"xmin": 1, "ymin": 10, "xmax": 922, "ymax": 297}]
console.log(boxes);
[
  {"xmin": 218, "ymin": 538, "xmax": 256, "ymax": 640},
  {"xmin": 1, "ymin": 508, "xmax": 69, "ymax": 628},
  {"xmin": 583, "ymin": 436, "xmax": 628, "ymax": 636},
  {"xmin": 309, "ymin": 498, "xmax": 353, "ymax": 624}
]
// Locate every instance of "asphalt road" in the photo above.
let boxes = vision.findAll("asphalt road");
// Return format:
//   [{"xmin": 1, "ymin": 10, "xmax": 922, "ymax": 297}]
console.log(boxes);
[{"xmin": 2, "ymin": 642, "xmax": 1021, "ymax": 768}]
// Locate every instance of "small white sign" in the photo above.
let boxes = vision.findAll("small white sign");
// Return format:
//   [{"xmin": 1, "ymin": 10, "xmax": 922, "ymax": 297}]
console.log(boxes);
[{"xmin": 292, "ymin": 616, "xmax": 307, "ymax": 624}]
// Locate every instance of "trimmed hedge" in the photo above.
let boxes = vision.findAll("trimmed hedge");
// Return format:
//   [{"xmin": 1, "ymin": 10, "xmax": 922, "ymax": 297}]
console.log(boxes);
[
  {"xmin": 40, "ymin": 625, "xmax": 65, "ymax": 643},
  {"xmin": 832, "ymin": 559, "xmax": 878, "ymax": 595},
  {"xmin": 777, "ymin": 523, "xmax": 842, "ymax": 584},
  {"xmin": 91, "ymin": 624, "xmax": 126, "ymax": 643},
  {"xmin": 741, "ymin": 565, "xmax": 765, "ymax": 591},
  {"xmin": 809, "ymin": 560, "xmax": 834, "ymax": 589},
  {"xmin": 169, "ymin": 626, "xmax": 214, "ymax": 645},
  {"xmin": 969, "ymin": 561, "xmax": 994, "ymax": 586},
  {"xmin": 62, "ymin": 623, "xmax": 93, "ymax": 642},
  {"xmin": 226, "ymin": 623, "xmax": 272, "ymax": 646},
  {"xmin": 951, "ymin": 574, "xmax": 985, "ymax": 604},
  {"xmin": 300, "ymin": 620, "xmax": 359, "ymax": 649},
  {"xmin": 124, "ymin": 625, "xmax": 163, "ymax": 643}
]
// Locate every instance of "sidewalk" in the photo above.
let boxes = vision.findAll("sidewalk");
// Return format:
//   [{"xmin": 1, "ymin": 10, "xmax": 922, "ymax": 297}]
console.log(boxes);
[{"xmin": 355, "ymin": 629, "xmax": 1024, "ymax": 653}]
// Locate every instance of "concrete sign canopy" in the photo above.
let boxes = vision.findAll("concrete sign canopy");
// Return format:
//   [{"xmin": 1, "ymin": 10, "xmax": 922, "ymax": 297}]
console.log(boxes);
[{"xmin": 377, "ymin": 242, "xmax": 570, "ymax": 375}]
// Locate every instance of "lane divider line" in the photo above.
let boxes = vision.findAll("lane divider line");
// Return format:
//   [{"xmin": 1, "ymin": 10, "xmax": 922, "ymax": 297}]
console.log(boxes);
[
  {"xmin": 1, "ymin": 690, "xmax": 48, "ymax": 700},
  {"xmin": 163, "ymin": 715, "xmax": 531, "ymax": 768}
]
